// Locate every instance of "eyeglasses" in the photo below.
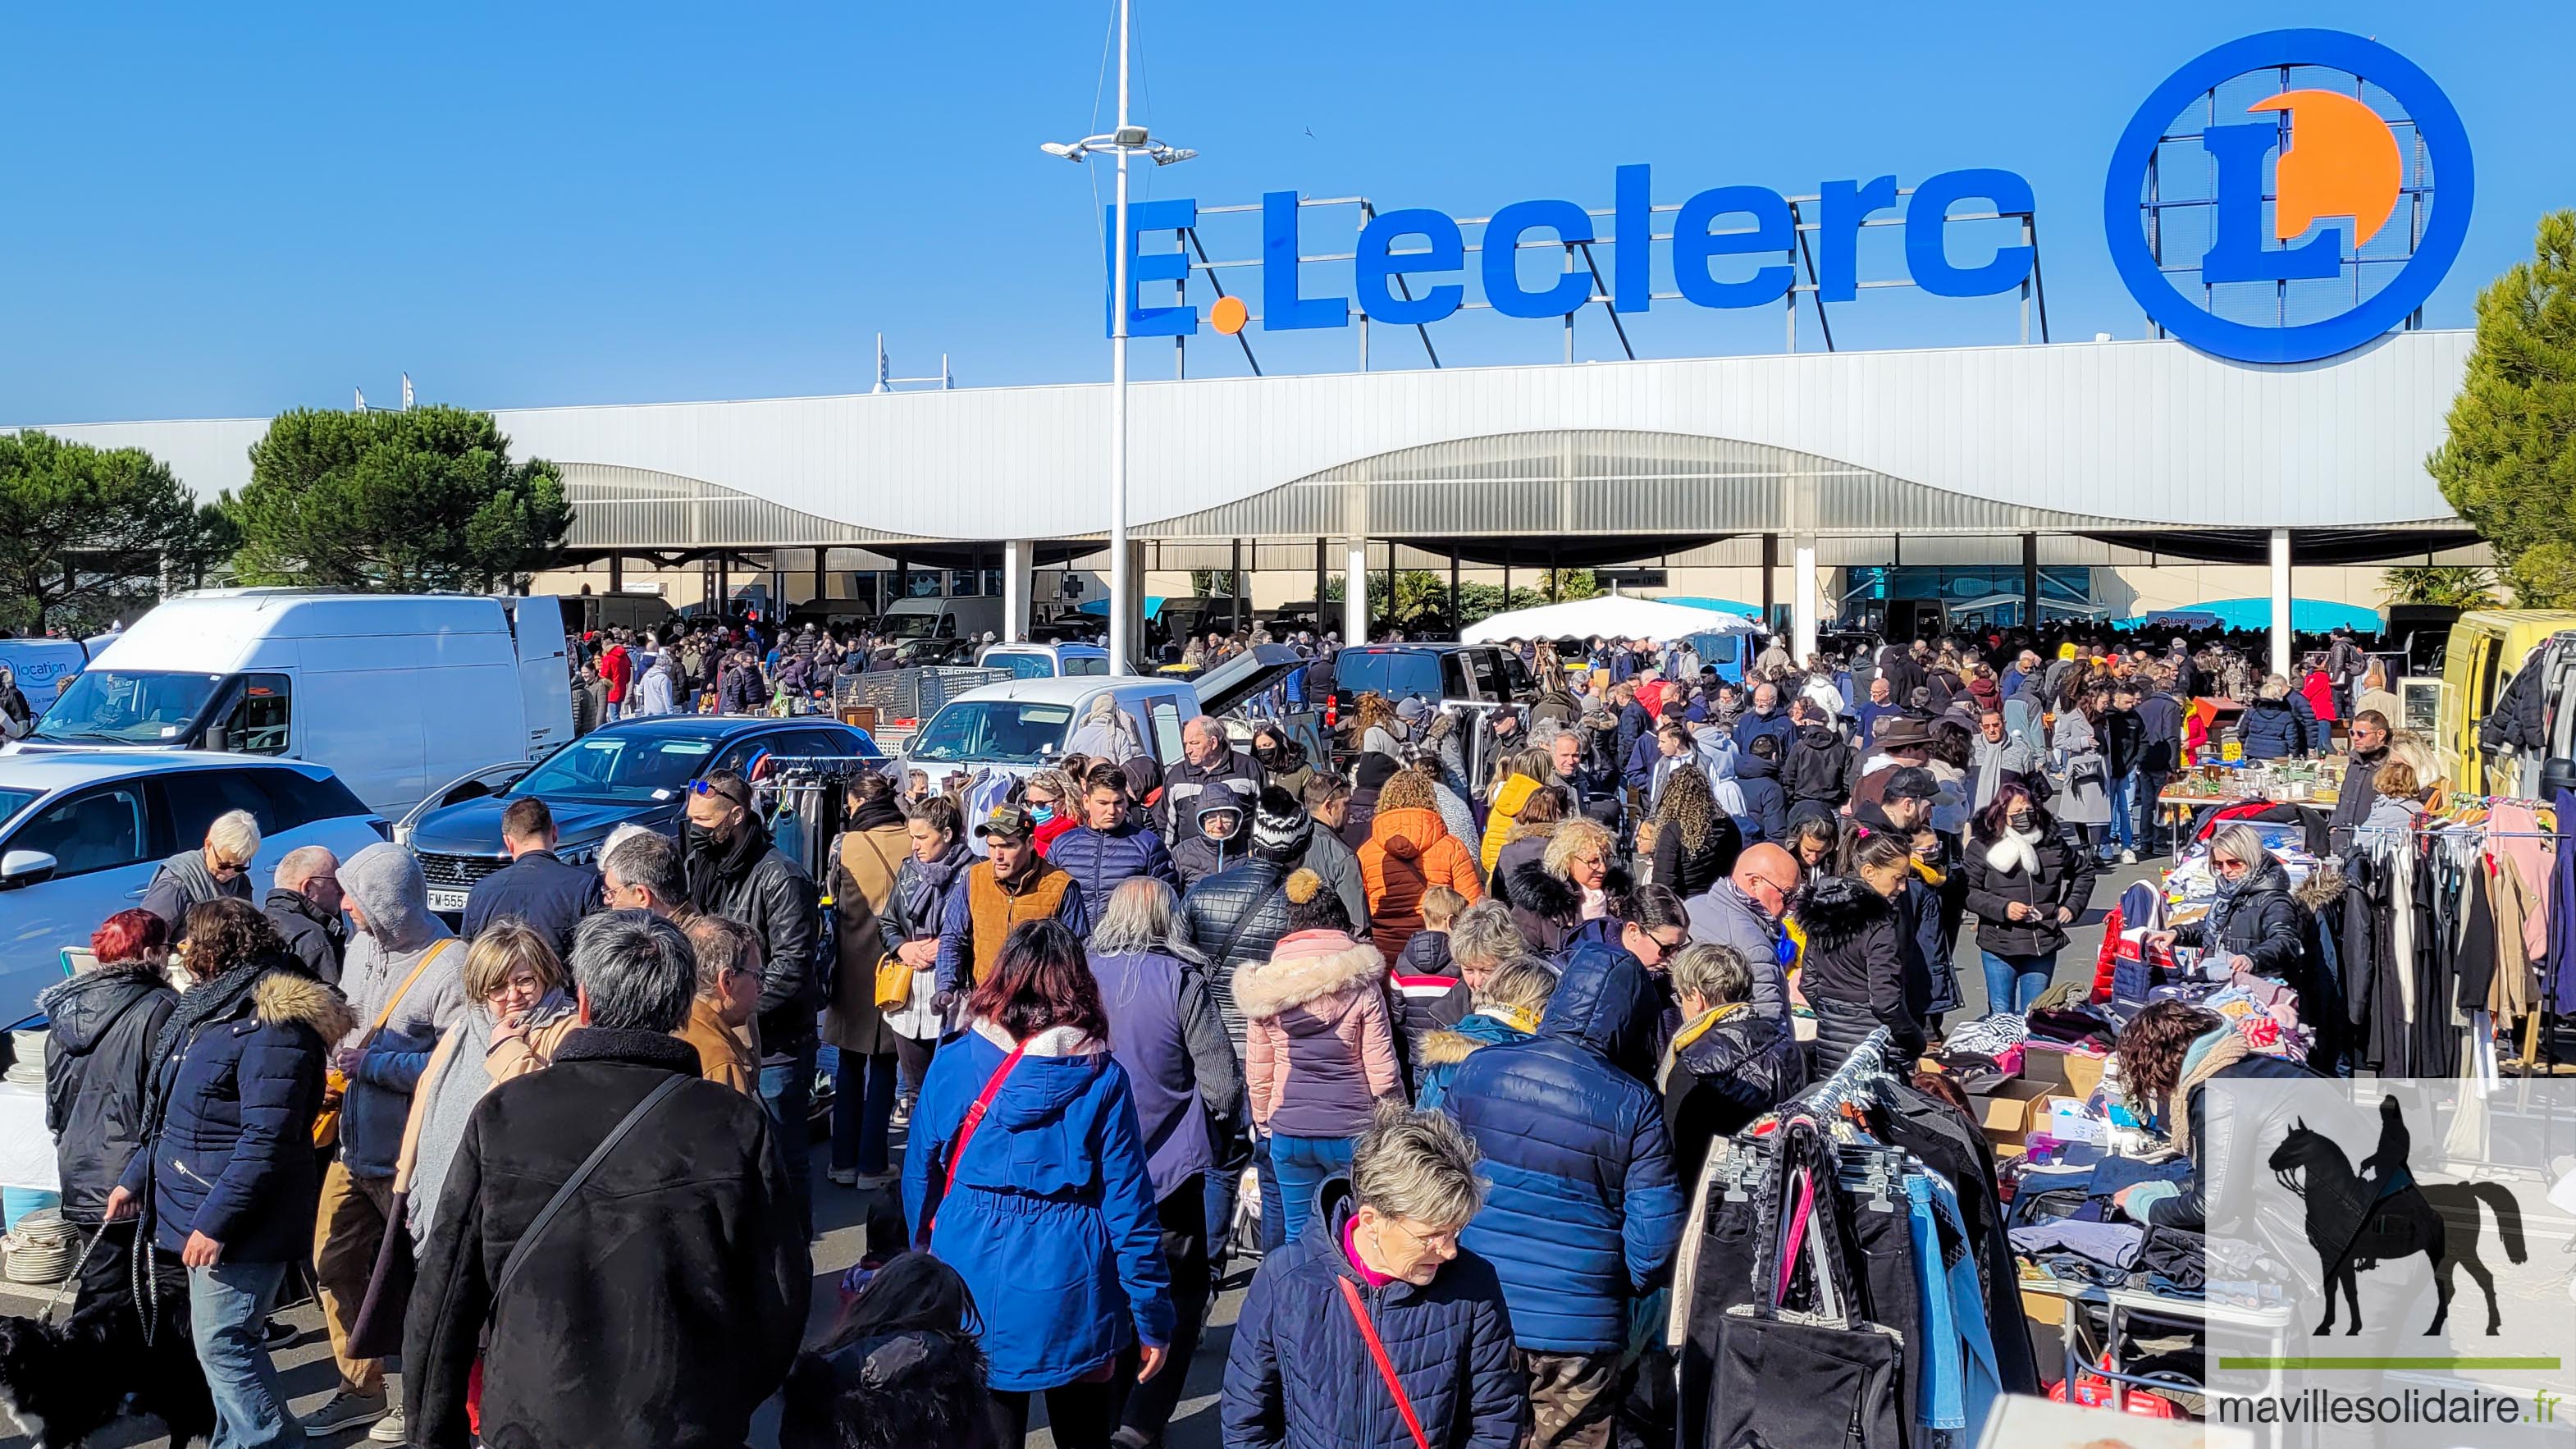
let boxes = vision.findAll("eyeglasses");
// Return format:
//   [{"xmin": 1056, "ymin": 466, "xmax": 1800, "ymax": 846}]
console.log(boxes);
[
  {"xmin": 688, "ymin": 779, "xmax": 751, "ymax": 809},
  {"xmin": 2213, "ymin": 857, "xmax": 2250, "ymax": 875},
  {"xmin": 209, "ymin": 859, "xmax": 251, "ymax": 878}
]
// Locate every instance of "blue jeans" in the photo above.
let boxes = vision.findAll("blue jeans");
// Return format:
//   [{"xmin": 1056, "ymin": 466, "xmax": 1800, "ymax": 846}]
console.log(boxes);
[
  {"xmin": 2104, "ymin": 770, "xmax": 2138, "ymax": 851},
  {"xmin": 190, "ymin": 1259, "xmax": 304, "ymax": 1449},
  {"xmin": 759, "ymin": 1035, "xmax": 818, "ymax": 1240},
  {"xmin": 1979, "ymin": 949, "xmax": 2057, "ymax": 1014},
  {"xmin": 829, "ymin": 1047, "xmax": 899, "ymax": 1177},
  {"xmin": 1904, "ymin": 1177, "xmax": 1965, "ymax": 1432},
  {"xmin": 1267, "ymin": 1133, "xmax": 1357, "ymax": 1247}
]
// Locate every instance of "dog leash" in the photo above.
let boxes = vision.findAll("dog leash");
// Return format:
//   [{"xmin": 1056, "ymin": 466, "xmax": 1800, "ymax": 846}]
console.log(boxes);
[{"xmin": 39, "ymin": 1223, "xmax": 104, "ymax": 1326}]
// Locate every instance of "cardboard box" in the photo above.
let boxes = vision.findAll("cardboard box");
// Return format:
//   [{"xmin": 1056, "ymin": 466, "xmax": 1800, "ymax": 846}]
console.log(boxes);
[
  {"xmin": 1967, "ymin": 1080, "xmax": 2053, "ymax": 1147},
  {"xmin": 2021, "ymin": 1044, "xmax": 2106, "ymax": 1100}
]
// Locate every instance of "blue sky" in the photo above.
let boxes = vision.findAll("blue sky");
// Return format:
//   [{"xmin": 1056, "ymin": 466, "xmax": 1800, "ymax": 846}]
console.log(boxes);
[{"xmin": 2, "ymin": 0, "xmax": 2568, "ymax": 423}]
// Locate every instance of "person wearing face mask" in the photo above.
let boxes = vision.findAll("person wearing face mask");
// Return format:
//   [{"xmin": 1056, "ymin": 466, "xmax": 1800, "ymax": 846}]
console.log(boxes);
[
  {"xmin": 1959, "ymin": 784, "xmax": 2095, "ymax": 1013},
  {"xmin": 681, "ymin": 768, "xmax": 822, "ymax": 1236},
  {"xmin": 1020, "ymin": 768, "xmax": 1080, "ymax": 857}
]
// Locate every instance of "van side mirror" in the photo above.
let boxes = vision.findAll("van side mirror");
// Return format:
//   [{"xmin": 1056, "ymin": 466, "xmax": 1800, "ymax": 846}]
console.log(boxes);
[
  {"xmin": 2543, "ymin": 757, "xmax": 2576, "ymax": 797},
  {"xmin": 203, "ymin": 724, "xmax": 231, "ymax": 753},
  {"xmin": 0, "ymin": 849, "xmax": 58, "ymax": 888}
]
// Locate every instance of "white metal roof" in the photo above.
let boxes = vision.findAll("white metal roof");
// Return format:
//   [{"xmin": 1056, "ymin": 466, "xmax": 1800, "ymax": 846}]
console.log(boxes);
[{"xmin": 15, "ymin": 331, "xmax": 2471, "ymax": 542}]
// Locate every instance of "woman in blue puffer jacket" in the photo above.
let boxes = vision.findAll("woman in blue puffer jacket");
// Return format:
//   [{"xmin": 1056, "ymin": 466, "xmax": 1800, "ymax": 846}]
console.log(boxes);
[
  {"xmin": 902, "ymin": 918, "xmax": 1174, "ymax": 1448},
  {"xmin": 107, "ymin": 898, "xmax": 354, "ymax": 1449},
  {"xmin": 1222, "ymin": 1105, "xmax": 1524, "ymax": 1448},
  {"xmin": 2236, "ymin": 674, "xmax": 2316, "ymax": 760}
]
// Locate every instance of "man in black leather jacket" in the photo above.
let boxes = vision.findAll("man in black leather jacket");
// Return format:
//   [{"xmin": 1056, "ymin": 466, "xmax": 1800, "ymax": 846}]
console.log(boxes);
[{"xmin": 682, "ymin": 770, "xmax": 820, "ymax": 1236}]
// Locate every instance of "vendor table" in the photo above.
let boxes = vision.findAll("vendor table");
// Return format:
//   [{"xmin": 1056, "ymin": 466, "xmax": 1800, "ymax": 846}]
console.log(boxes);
[
  {"xmin": 2020, "ymin": 1275, "xmax": 2294, "ymax": 1443},
  {"xmin": 0, "ymin": 1081, "xmax": 57, "ymax": 1192}
]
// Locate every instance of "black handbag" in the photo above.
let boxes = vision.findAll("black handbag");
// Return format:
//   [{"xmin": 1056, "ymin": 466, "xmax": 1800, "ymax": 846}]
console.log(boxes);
[{"xmin": 1707, "ymin": 1118, "xmax": 1906, "ymax": 1449}]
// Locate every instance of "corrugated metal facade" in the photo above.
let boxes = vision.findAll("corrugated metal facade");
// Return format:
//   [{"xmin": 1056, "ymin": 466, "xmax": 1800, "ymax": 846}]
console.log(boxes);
[{"xmin": 16, "ymin": 331, "xmax": 2470, "ymax": 546}]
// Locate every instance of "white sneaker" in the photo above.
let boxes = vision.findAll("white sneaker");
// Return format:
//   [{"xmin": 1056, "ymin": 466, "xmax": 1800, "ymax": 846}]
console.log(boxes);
[
  {"xmin": 2120, "ymin": 848, "xmax": 2138, "ymax": 864},
  {"xmin": 369, "ymin": 1405, "xmax": 409, "ymax": 1442},
  {"xmin": 826, "ymin": 1166, "xmax": 856, "ymax": 1186}
]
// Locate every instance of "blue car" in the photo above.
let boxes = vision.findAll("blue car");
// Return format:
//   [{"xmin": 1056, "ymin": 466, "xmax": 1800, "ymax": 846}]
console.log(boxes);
[{"xmin": 404, "ymin": 715, "xmax": 877, "ymax": 914}]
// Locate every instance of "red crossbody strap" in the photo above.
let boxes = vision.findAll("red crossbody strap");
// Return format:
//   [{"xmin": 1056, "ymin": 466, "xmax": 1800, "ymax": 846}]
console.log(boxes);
[
  {"xmin": 1337, "ymin": 1275, "xmax": 1432, "ymax": 1449},
  {"xmin": 929, "ymin": 1039, "xmax": 1028, "ymax": 1235}
]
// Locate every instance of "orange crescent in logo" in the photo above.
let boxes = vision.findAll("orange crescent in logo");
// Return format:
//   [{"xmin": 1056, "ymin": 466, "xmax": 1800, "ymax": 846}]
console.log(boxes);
[
  {"xmin": 1210, "ymin": 295, "xmax": 1249, "ymax": 336},
  {"xmin": 2247, "ymin": 89, "xmax": 2403, "ymax": 246}
]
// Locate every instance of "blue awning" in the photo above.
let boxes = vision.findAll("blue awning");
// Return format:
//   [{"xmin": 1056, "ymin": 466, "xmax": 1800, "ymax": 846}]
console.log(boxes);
[
  {"xmin": 2117, "ymin": 598, "xmax": 2380, "ymax": 633},
  {"xmin": 1074, "ymin": 595, "xmax": 1167, "ymax": 621}
]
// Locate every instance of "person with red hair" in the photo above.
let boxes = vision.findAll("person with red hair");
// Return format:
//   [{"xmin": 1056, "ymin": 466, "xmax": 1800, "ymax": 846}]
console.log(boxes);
[
  {"xmin": 902, "ymin": 919, "xmax": 1173, "ymax": 1448},
  {"xmin": 42, "ymin": 908, "xmax": 183, "ymax": 1339}
]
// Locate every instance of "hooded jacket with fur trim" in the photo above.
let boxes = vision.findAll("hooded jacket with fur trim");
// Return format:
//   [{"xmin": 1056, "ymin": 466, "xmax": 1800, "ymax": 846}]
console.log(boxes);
[
  {"xmin": 1794, "ymin": 875, "xmax": 1923, "ymax": 1072},
  {"xmin": 1237, "ymin": 931, "xmax": 1403, "ymax": 1139},
  {"xmin": 121, "ymin": 965, "xmax": 356, "ymax": 1262}
]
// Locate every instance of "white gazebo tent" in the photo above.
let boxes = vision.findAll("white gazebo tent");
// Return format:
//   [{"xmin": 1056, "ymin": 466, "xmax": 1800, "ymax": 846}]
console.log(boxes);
[{"xmin": 1459, "ymin": 595, "xmax": 1762, "ymax": 645}]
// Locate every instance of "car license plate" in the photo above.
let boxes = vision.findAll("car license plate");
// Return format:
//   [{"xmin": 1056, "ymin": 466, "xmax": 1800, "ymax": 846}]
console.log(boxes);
[{"xmin": 427, "ymin": 888, "xmax": 470, "ymax": 913}]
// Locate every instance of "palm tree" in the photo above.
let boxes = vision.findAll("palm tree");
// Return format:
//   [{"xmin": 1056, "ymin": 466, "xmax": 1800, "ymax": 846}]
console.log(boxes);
[{"xmin": 2379, "ymin": 565, "xmax": 2502, "ymax": 609}]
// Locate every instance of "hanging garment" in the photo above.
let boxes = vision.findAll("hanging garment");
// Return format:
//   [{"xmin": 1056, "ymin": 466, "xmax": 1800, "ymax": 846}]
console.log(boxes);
[{"xmin": 2551, "ymin": 788, "xmax": 2576, "ymax": 1013}]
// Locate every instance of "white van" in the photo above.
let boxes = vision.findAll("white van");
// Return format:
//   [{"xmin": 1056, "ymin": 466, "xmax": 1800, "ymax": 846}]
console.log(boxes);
[
  {"xmin": 9, "ymin": 590, "xmax": 572, "ymax": 816},
  {"xmin": 877, "ymin": 596, "xmax": 1007, "ymax": 643}
]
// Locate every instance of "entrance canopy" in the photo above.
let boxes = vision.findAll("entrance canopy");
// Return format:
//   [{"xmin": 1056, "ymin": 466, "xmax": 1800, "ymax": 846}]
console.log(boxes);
[
  {"xmin": 1461, "ymin": 595, "xmax": 1762, "ymax": 645},
  {"xmin": 2118, "ymin": 597, "xmax": 2382, "ymax": 633}
]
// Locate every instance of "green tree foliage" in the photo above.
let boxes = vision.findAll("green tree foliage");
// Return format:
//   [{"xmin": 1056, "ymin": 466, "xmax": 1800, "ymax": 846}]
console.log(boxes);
[
  {"xmin": 2377, "ymin": 565, "xmax": 2503, "ymax": 609},
  {"xmin": 227, "ymin": 406, "xmax": 572, "ymax": 591},
  {"xmin": 1325, "ymin": 568, "xmax": 1601, "ymax": 632},
  {"xmin": 0, "ymin": 430, "xmax": 235, "ymax": 636},
  {"xmin": 2428, "ymin": 211, "xmax": 2576, "ymax": 605}
]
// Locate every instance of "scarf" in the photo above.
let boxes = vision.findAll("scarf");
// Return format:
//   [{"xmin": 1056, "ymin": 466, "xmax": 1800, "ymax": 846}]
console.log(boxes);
[
  {"xmin": 157, "ymin": 848, "xmax": 226, "ymax": 912},
  {"xmin": 1660, "ymin": 1000, "xmax": 1747, "ymax": 1090},
  {"xmin": 1984, "ymin": 825, "xmax": 2043, "ymax": 877},
  {"xmin": 2167, "ymin": 1026, "xmax": 2251, "ymax": 1158},
  {"xmin": 408, "ymin": 1007, "xmax": 500, "ymax": 1241},
  {"xmin": 140, "ymin": 962, "xmax": 272, "ymax": 1137}
]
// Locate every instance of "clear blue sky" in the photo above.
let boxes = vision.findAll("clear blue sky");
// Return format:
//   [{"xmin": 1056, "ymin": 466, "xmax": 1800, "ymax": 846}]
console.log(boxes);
[{"xmin": 3, "ymin": 0, "xmax": 2569, "ymax": 423}]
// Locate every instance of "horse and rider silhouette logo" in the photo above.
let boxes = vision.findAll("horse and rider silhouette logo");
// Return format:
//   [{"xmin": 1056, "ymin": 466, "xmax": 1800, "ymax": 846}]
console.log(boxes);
[{"xmin": 2268, "ymin": 1094, "xmax": 2527, "ymax": 1337}]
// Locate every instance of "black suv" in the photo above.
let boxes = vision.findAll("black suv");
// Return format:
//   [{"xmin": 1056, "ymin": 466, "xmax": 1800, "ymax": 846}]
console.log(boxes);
[{"xmin": 1330, "ymin": 643, "xmax": 1536, "ymax": 716}]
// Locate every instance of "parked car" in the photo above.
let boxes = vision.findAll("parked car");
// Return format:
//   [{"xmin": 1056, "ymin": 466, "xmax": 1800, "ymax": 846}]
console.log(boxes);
[
  {"xmin": 1327, "ymin": 642, "xmax": 1534, "ymax": 716},
  {"xmin": 403, "ymin": 715, "xmax": 879, "ymax": 915},
  {"xmin": 0, "ymin": 752, "xmax": 387, "ymax": 1026},
  {"xmin": 9, "ymin": 589, "xmax": 572, "ymax": 818},
  {"xmin": 899, "ymin": 645, "xmax": 1303, "ymax": 784},
  {"xmin": 975, "ymin": 642, "xmax": 1111, "ymax": 679}
]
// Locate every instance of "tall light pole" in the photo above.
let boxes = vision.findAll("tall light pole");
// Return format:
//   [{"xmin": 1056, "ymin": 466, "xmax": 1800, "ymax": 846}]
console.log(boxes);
[{"xmin": 1044, "ymin": 0, "xmax": 1192, "ymax": 673}]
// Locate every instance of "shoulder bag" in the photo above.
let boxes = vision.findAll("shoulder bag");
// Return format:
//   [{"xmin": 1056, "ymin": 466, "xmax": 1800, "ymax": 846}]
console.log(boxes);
[
  {"xmin": 314, "ymin": 938, "xmax": 455, "ymax": 1149},
  {"xmin": 1708, "ymin": 1117, "xmax": 1905, "ymax": 1449},
  {"xmin": 1336, "ymin": 1275, "xmax": 1432, "ymax": 1449},
  {"xmin": 912, "ymin": 1037, "xmax": 1027, "ymax": 1252}
]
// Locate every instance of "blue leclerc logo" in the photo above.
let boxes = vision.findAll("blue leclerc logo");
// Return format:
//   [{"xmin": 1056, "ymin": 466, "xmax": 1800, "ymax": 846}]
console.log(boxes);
[{"xmin": 2103, "ymin": 30, "xmax": 2472, "ymax": 365}]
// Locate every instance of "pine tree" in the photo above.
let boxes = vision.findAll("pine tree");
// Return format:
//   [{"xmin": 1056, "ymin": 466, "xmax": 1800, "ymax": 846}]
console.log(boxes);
[{"xmin": 2428, "ymin": 211, "xmax": 2576, "ymax": 604}]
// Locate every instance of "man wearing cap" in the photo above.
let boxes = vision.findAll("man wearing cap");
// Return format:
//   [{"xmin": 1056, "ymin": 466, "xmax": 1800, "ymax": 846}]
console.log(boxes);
[
  {"xmin": 1851, "ymin": 765, "xmax": 1939, "ymax": 839},
  {"xmin": 935, "ymin": 804, "xmax": 1089, "ymax": 1000}
]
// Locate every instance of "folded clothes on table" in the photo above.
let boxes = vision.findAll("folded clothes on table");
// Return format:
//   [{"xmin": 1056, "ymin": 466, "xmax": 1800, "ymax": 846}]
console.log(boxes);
[{"xmin": 2011, "ymin": 1219, "xmax": 2147, "ymax": 1269}]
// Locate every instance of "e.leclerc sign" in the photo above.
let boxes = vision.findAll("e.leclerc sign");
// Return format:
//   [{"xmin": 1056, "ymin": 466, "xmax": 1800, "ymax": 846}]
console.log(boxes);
[
  {"xmin": 1103, "ymin": 166, "xmax": 2037, "ymax": 340},
  {"xmin": 1101, "ymin": 30, "xmax": 2466, "ymax": 368}
]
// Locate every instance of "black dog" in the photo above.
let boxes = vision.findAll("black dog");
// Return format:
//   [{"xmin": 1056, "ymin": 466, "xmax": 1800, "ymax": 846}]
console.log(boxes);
[{"xmin": 0, "ymin": 1312, "xmax": 214, "ymax": 1447}]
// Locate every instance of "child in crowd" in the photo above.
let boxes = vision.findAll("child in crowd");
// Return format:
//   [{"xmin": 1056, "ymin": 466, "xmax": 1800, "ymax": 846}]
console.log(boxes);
[{"xmin": 1389, "ymin": 884, "xmax": 1472, "ymax": 1086}]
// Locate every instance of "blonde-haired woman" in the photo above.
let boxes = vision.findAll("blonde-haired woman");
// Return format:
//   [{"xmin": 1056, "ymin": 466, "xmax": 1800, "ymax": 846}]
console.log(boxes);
[
  {"xmin": 1505, "ymin": 816, "xmax": 1619, "ymax": 954},
  {"xmin": 394, "ymin": 920, "xmax": 579, "ymax": 1246}
]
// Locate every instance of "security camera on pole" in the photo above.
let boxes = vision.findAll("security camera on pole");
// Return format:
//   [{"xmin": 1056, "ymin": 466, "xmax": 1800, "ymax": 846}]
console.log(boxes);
[{"xmin": 1043, "ymin": 0, "xmax": 1193, "ymax": 673}]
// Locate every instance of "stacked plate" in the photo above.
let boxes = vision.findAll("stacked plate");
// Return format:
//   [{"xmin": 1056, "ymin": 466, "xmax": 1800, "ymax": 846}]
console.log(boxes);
[
  {"xmin": 2, "ymin": 1031, "xmax": 47, "ymax": 1087},
  {"xmin": 1, "ymin": 1209, "xmax": 75, "ymax": 1285}
]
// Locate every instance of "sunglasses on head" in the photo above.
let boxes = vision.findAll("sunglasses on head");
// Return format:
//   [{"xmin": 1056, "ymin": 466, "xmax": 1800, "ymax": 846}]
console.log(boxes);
[{"xmin": 689, "ymin": 779, "xmax": 751, "ymax": 808}]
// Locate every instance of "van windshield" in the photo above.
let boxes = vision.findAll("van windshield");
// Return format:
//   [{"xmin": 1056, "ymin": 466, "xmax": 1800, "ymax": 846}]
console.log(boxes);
[
  {"xmin": 1336, "ymin": 651, "xmax": 1442, "ymax": 702},
  {"xmin": 908, "ymin": 702, "xmax": 1075, "ymax": 764},
  {"xmin": 32, "ymin": 670, "xmax": 224, "ymax": 745},
  {"xmin": 879, "ymin": 611, "xmax": 943, "ymax": 640},
  {"xmin": 508, "ymin": 734, "xmax": 717, "ymax": 802}
]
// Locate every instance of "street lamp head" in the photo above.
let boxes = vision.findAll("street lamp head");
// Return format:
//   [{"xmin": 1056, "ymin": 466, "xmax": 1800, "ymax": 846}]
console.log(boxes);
[
  {"xmin": 1112, "ymin": 124, "xmax": 1150, "ymax": 147},
  {"xmin": 1039, "ymin": 140, "xmax": 1087, "ymax": 161},
  {"xmin": 1150, "ymin": 144, "xmax": 1196, "ymax": 166}
]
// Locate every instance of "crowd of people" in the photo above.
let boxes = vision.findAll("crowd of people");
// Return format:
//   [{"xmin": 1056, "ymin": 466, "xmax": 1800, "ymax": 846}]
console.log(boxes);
[{"xmin": 31, "ymin": 611, "xmax": 2409, "ymax": 1448}]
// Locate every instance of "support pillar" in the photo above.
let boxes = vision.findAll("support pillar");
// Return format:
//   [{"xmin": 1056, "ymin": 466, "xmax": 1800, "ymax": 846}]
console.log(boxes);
[
  {"xmin": 2268, "ymin": 528, "xmax": 2293, "ymax": 681},
  {"xmin": 1002, "ymin": 539, "xmax": 1035, "ymax": 642},
  {"xmin": 1792, "ymin": 533, "xmax": 1819, "ymax": 665},
  {"xmin": 1343, "ymin": 538, "xmax": 1370, "ymax": 645},
  {"xmin": 1760, "ymin": 534, "xmax": 1777, "ymax": 627},
  {"xmin": 1448, "ymin": 547, "xmax": 1461, "ymax": 634},
  {"xmin": 1123, "ymin": 541, "xmax": 1149, "ymax": 666},
  {"xmin": 2021, "ymin": 533, "xmax": 2039, "ymax": 632},
  {"xmin": 1230, "ymin": 538, "xmax": 1245, "ymax": 633},
  {"xmin": 608, "ymin": 553, "xmax": 623, "ymax": 595},
  {"xmin": 892, "ymin": 554, "xmax": 910, "ymax": 610},
  {"xmin": 1384, "ymin": 544, "xmax": 1397, "ymax": 633},
  {"xmin": 1313, "ymin": 538, "xmax": 1327, "ymax": 632},
  {"xmin": 812, "ymin": 547, "xmax": 829, "ymax": 608}
]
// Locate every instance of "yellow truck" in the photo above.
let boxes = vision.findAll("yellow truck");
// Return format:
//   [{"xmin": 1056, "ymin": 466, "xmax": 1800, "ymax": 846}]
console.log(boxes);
[{"xmin": 2433, "ymin": 610, "xmax": 2576, "ymax": 795}]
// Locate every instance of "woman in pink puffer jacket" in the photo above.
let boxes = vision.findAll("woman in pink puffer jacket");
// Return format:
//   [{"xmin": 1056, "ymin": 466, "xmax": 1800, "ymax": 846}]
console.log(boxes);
[{"xmin": 1235, "ymin": 869, "xmax": 1404, "ymax": 1248}]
